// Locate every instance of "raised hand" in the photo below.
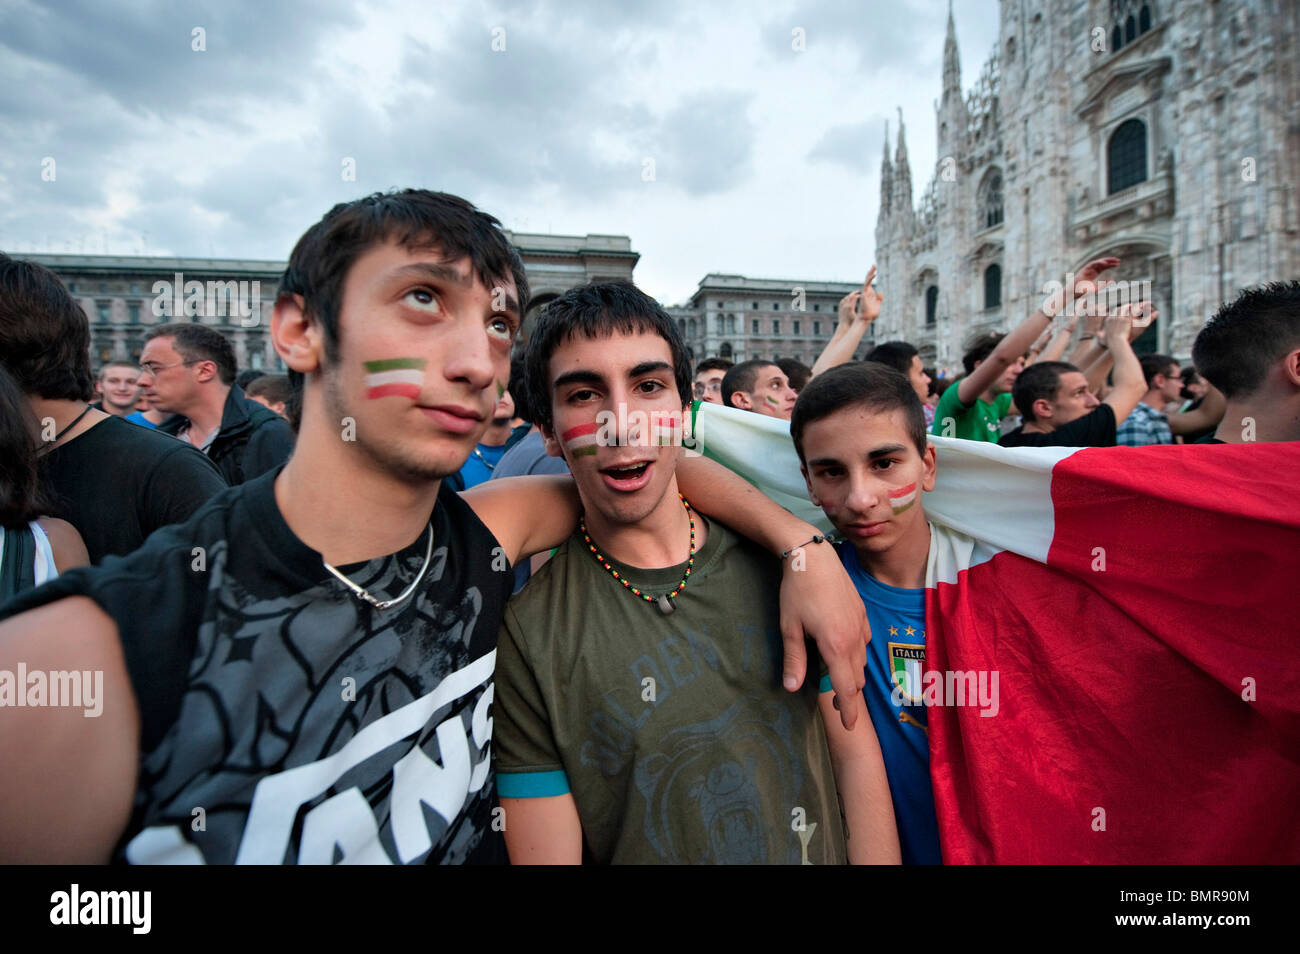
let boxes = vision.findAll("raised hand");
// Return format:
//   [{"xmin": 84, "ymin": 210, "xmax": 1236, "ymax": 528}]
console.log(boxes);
[
  {"xmin": 1102, "ymin": 307, "xmax": 1135, "ymax": 347},
  {"xmin": 856, "ymin": 265, "xmax": 883, "ymax": 324},
  {"xmin": 837, "ymin": 290, "xmax": 861, "ymax": 331},
  {"xmin": 1044, "ymin": 256, "xmax": 1121, "ymax": 318}
]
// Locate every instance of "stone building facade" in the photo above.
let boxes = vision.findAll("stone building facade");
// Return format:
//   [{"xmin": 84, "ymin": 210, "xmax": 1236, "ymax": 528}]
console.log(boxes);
[
  {"xmin": 29, "ymin": 230, "xmax": 637, "ymax": 372},
  {"xmin": 874, "ymin": 0, "xmax": 1300, "ymax": 376},
  {"xmin": 674, "ymin": 273, "xmax": 866, "ymax": 367}
]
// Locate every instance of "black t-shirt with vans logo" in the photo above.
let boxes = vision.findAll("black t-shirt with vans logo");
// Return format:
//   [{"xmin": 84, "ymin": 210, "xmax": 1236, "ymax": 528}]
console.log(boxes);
[{"xmin": 0, "ymin": 469, "xmax": 512, "ymax": 864}]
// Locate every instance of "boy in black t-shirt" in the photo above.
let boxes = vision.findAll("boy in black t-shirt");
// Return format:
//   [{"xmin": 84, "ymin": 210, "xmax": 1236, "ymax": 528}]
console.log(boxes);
[
  {"xmin": 0, "ymin": 255, "xmax": 228, "ymax": 564},
  {"xmin": 0, "ymin": 192, "xmax": 869, "ymax": 864},
  {"xmin": 999, "ymin": 308, "xmax": 1147, "ymax": 448}
]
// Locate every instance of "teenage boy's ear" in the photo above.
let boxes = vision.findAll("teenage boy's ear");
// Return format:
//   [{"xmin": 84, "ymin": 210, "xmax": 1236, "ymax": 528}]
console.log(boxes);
[
  {"xmin": 273, "ymin": 293, "xmax": 324, "ymax": 376},
  {"xmin": 729, "ymin": 390, "xmax": 754, "ymax": 411},
  {"xmin": 800, "ymin": 464, "xmax": 821, "ymax": 507},
  {"xmin": 921, "ymin": 441, "xmax": 938, "ymax": 493},
  {"xmin": 1032, "ymin": 397, "xmax": 1054, "ymax": 423},
  {"xmin": 541, "ymin": 421, "xmax": 563, "ymax": 459}
]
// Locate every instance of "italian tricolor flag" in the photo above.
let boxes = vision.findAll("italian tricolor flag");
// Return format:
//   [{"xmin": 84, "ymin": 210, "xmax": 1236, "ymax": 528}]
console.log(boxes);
[
  {"xmin": 364, "ymin": 358, "xmax": 426, "ymax": 400},
  {"xmin": 691, "ymin": 399, "xmax": 1300, "ymax": 863},
  {"xmin": 562, "ymin": 423, "xmax": 599, "ymax": 458}
]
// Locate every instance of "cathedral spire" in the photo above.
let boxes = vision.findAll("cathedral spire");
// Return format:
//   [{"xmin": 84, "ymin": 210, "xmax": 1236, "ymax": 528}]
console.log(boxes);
[
  {"xmin": 893, "ymin": 108, "xmax": 914, "ymax": 228},
  {"xmin": 880, "ymin": 119, "xmax": 893, "ymax": 215},
  {"xmin": 942, "ymin": 0, "xmax": 961, "ymax": 103}
]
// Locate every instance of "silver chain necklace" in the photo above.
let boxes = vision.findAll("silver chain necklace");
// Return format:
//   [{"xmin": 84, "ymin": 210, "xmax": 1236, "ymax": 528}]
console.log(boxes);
[
  {"xmin": 472, "ymin": 446, "xmax": 496, "ymax": 471},
  {"xmin": 322, "ymin": 523, "xmax": 434, "ymax": 610}
]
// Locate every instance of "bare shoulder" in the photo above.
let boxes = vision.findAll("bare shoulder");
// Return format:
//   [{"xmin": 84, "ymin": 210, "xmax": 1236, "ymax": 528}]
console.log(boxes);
[
  {"xmin": 35, "ymin": 517, "xmax": 90, "ymax": 571},
  {"xmin": 0, "ymin": 596, "xmax": 140, "ymax": 862}
]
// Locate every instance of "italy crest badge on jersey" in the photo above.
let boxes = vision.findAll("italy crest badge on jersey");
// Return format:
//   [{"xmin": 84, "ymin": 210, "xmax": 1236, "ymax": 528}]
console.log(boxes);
[{"xmin": 888, "ymin": 642, "xmax": 926, "ymax": 705}]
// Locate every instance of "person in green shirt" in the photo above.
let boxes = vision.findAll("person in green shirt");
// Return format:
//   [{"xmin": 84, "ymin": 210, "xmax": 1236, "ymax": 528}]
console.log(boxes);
[
  {"xmin": 494, "ymin": 280, "xmax": 900, "ymax": 865},
  {"xmin": 930, "ymin": 257, "xmax": 1123, "ymax": 442}
]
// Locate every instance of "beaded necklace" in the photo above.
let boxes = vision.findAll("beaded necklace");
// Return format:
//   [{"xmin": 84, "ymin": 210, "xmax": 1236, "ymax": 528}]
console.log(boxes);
[{"xmin": 580, "ymin": 493, "xmax": 695, "ymax": 615}]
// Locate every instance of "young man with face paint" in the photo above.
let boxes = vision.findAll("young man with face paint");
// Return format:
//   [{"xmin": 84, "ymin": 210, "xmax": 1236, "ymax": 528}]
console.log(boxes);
[
  {"xmin": 791, "ymin": 361, "xmax": 944, "ymax": 864},
  {"xmin": 721, "ymin": 359, "xmax": 798, "ymax": 420},
  {"xmin": 0, "ymin": 191, "xmax": 871, "ymax": 864},
  {"xmin": 493, "ymin": 281, "xmax": 899, "ymax": 865}
]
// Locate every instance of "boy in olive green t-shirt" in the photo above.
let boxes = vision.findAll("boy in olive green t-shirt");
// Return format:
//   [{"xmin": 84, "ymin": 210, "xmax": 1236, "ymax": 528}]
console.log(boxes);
[{"xmin": 494, "ymin": 281, "xmax": 900, "ymax": 865}]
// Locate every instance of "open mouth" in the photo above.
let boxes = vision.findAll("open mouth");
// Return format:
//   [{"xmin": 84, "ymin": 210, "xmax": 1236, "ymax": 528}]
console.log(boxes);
[{"xmin": 600, "ymin": 459, "xmax": 654, "ymax": 492}]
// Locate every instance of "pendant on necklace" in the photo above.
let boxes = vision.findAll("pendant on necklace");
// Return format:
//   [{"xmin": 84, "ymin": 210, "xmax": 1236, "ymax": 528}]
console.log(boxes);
[{"xmin": 657, "ymin": 594, "xmax": 675, "ymax": 615}]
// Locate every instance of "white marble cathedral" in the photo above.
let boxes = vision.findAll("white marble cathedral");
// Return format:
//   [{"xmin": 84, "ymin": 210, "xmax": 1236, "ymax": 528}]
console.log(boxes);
[{"xmin": 873, "ymin": 0, "xmax": 1300, "ymax": 374}]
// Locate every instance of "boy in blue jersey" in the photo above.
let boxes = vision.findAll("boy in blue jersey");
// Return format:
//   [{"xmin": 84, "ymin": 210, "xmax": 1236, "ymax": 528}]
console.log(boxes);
[{"xmin": 790, "ymin": 361, "xmax": 943, "ymax": 864}]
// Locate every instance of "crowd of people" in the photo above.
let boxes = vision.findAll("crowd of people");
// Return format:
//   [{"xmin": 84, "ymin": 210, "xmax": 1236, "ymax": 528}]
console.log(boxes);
[{"xmin": 0, "ymin": 187, "xmax": 1295, "ymax": 865}]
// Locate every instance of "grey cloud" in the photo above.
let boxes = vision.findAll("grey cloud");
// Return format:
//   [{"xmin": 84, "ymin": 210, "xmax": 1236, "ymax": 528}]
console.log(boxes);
[
  {"xmin": 761, "ymin": 0, "xmax": 942, "ymax": 71},
  {"xmin": 808, "ymin": 115, "xmax": 888, "ymax": 172}
]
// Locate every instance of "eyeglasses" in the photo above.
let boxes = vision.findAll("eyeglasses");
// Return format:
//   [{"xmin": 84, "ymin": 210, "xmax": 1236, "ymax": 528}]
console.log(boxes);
[
  {"xmin": 693, "ymin": 380, "xmax": 722, "ymax": 398},
  {"xmin": 138, "ymin": 360, "xmax": 197, "ymax": 376}
]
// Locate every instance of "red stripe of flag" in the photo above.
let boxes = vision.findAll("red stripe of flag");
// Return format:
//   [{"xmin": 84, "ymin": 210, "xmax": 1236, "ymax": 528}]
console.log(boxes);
[
  {"xmin": 560, "ymin": 422, "xmax": 600, "ymax": 443},
  {"xmin": 366, "ymin": 383, "xmax": 422, "ymax": 400}
]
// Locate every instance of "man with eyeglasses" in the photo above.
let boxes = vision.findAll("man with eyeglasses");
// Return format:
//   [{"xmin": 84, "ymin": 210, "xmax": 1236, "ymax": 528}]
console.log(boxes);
[
  {"xmin": 0, "ymin": 255, "xmax": 228, "ymax": 564},
  {"xmin": 692, "ymin": 357, "xmax": 732, "ymax": 404},
  {"xmin": 142, "ymin": 323, "xmax": 295, "ymax": 485}
]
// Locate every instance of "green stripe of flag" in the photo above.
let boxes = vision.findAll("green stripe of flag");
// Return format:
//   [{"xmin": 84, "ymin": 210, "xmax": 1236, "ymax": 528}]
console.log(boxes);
[{"xmin": 364, "ymin": 357, "xmax": 428, "ymax": 373}]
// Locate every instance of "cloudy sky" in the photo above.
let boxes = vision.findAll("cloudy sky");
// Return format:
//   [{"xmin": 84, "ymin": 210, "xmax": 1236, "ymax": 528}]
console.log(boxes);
[{"xmin": 0, "ymin": 0, "xmax": 1000, "ymax": 305}]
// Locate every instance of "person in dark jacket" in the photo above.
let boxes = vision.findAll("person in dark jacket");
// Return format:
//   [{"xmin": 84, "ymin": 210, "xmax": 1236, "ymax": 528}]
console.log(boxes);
[{"xmin": 141, "ymin": 323, "xmax": 295, "ymax": 484}]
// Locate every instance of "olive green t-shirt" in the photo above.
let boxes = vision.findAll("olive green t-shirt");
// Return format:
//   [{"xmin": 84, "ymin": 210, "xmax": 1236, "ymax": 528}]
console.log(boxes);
[
  {"xmin": 931, "ymin": 381, "xmax": 1013, "ymax": 442},
  {"xmin": 494, "ymin": 518, "xmax": 846, "ymax": 865}
]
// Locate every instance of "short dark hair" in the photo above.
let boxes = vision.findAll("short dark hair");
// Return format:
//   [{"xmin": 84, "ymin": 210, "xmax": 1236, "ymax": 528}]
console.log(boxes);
[
  {"xmin": 776, "ymin": 358, "xmax": 812, "ymax": 393},
  {"xmin": 791, "ymin": 362, "xmax": 928, "ymax": 462},
  {"xmin": 922, "ymin": 368, "xmax": 941, "ymax": 398},
  {"xmin": 962, "ymin": 332, "xmax": 1005, "ymax": 376},
  {"xmin": 97, "ymin": 361, "xmax": 139, "ymax": 380},
  {"xmin": 0, "ymin": 364, "xmax": 50, "ymax": 528},
  {"xmin": 523, "ymin": 280, "xmax": 691, "ymax": 433},
  {"xmin": 0, "ymin": 254, "xmax": 94, "ymax": 401},
  {"xmin": 1193, "ymin": 281, "xmax": 1300, "ymax": 399},
  {"xmin": 1139, "ymin": 353, "xmax": 1178, "ymax": 388},
  {"xmin": 1179, "ymin": 367, "xmax": 1201, "ymax": 401},
  {"xmin": 864, "ymin": 341, "xmax": 919, "ymax": 377},
  {"xmin": 1011, "ymin": 361, "xmax": 1079, "ymax": 423},
  {"xmin": 506, "ymin": 354, "xmax": 537, "ymax": 425},
  {"xmin": 721, "ymin": 359, "xmax": 778, "ymax": 408},
  {"xmin": 695, "ymin": 357, "xmax": 733, "ymax": 375},
  {"xmin": 235, "ymin": 368, "xmax": 264, "ymax": 390},
  {"xmin": 244, "ymin": 374, "xmax": 293, "ymax": 406},
  {"xmin": 147, "ymin": 323, "xmax": 237, "ymax": 385},
  {"xmin": 277, "ymin": 189, "xmax": 529, "ymax": 394}
]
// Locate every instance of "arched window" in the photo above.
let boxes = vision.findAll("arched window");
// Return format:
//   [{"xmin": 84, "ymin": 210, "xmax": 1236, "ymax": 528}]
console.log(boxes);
[
  {"xmin": 925, "ymin": 285, "xmax": 939, "ymax": 327},
  {"xmin": 1139, "ymin": 4, "xmax": 1151, "ymax": 33},
  {"xmin": 1125, "ymin": 14, "xmax": 1136, "ymax": 42},
  {"xmin": 678, "ymin": 319, "xmax": 686, "ymax": 335},
  {"xmin": 984, "ymin": 264, "xmax": 1002, "ymax": 310},
  {"xmin": 1112, "ymin": 24, "xmax": 1122, "ymax": 51},
  {"xmin": 719, "ymin": 342, "xmax": 733, "ymax": 359},
  {"xmin": 1108, "ymin": 118, "xmax": 1148, "ymax": 194},
  {"xmin": 688, "ymin": 317, "xmax": 697, "ymax": 337},
  {"xmin": 978, "ymin": 169, "xmax": 1004, "ymax": 230}
]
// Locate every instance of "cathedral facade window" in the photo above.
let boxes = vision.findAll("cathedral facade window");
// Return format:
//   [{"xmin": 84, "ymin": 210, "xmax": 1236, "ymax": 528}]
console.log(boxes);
[
  {"xmin": 979, "ymin": 168, "xmax": 1004, "ymax": 230},
  {"xmin": 1108, "ymin": 118, "xmax": 1148, "ymax": 194},
  {"xmin": 983, "ymin": 264, "xmax": 1002, "ymax": 310},
  {"xmin": 1111, "ymin": 1, "xmax": 1154, "ymax": 52},
  {"xmin": 925, "ymin": 285, "xmax": 939, "ymax": 327}
]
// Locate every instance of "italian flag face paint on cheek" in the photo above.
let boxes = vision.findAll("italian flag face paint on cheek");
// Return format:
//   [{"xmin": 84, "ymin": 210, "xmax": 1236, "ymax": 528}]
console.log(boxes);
[
  {"xmin": 364, "ymin": 358, "xmax": 427, "ymax": 400},
  {"xmin": 654, "ymin": 413, "xmax": 681, "ymax": 446},
  {"xmin": 890, "ymin": 481, "xmax": 918, "ymax": 514},
  {"xmin": 764, "ymin": 394, "xmax": 782, "ymax": 409},
  {"xmin": 561, "ymin": 422, "xmax": 599, "ymax": 458}
]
